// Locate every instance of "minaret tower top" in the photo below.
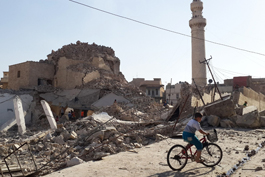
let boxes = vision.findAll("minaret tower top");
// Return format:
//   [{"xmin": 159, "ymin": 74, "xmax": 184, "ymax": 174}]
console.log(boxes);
[{"xmin": 189, "ymin": 0, "xmax": 206, "ymax": 30}]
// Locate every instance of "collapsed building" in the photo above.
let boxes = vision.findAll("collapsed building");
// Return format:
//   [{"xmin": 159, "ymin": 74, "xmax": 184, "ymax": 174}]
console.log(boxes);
[{"xmin": 1, "ymin": 41, "xmax": 265, "ymax": 176}]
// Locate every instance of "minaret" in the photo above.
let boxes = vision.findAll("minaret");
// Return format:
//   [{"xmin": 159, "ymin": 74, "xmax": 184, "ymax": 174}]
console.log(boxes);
[{"xmin": 189, "ymin": 0, "xmax": 207, "ymax": 86}]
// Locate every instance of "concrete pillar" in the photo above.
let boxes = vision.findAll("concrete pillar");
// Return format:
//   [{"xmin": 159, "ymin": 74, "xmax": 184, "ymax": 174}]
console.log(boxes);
[
  {"xmin": 41, "ymin": 100, "xmax": 57, "ymax": 130},
  {"xmin": 189, "ymin": 0, "xmax": 207, "ymax": 86},
  {"xmin": 13, "ymin": 96, "xmax": 26, "ymax": 135}
]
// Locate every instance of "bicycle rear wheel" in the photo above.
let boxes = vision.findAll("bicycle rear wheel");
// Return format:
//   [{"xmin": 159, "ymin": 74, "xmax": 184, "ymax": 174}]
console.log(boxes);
[
  {"xmin": 167, "ymin": 144, "xmax": 188, "ymax": 171},
  {"xmin": 201, "ymin": 143, "xmax": 223, "ymax": 167}
]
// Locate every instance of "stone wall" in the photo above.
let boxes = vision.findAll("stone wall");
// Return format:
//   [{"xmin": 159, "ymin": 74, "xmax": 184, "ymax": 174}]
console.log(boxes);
[
  {"xmin": 28, "ymin": 61, "xmax": 54, "ymax": 87},
  {"xmin": 218, "ymin": 85, "xmax": 233, "ymax": 93},
  {"xmin": 9, "ymin": 61, "xmax": 54, "ymax": 90},
  {"xmin": 54, "ymin": 57, "xmax": 86, "ymax": 89},
  {"xmin": 9, "ymin": 62, "xmax": 31, "ymax": 90},
  {"xmin": 234, "ymin": 87, "xmax": 265, "ymax": 112}
]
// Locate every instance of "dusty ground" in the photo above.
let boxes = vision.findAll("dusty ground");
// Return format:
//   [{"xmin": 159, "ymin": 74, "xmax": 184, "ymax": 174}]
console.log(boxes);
[{"xmin": 44, "ymin": 128, "xmax": 265, "ymax": 177}]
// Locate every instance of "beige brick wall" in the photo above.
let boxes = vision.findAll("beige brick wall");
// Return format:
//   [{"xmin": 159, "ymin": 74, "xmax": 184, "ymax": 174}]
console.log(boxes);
[
  {"xmin": 55, "ymin": 57, "xmax": 86, "ymax": 89},
  {"xmin": 9, "ymin": 61, "xmax": 54, "ymax": 90},
  {"xmin": 9, "ymin": 62, "xmax": 31, "ymax": 90},
  {"xmin": 28, "ymin": 62, "xmax": 54, "ymax": 87}
]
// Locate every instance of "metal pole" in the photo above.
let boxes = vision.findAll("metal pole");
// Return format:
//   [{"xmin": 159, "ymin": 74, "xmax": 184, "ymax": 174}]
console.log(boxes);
[
  {"xmin": 193, "ymin": 78, "xmax": 205, "ymax": 106},
  {"xmin": 200, "ymin": 56, "xmax": 223, "ymax": 100}
]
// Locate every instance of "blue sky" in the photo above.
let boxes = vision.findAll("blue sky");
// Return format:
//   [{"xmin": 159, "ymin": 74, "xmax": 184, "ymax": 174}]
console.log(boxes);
[{"xmin": 1, "ymin": 0, "xmax": 265, "ymax": 86}]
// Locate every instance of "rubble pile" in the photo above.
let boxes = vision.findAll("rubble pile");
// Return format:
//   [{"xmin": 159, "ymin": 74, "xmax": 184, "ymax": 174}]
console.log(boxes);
[
  {"xmin": 48, "ymin": 41, "xmax": 115, "ymax": 64},
  {"xmin": 0, "ymin": 111, "xmax": 174, "ymax": 175}
]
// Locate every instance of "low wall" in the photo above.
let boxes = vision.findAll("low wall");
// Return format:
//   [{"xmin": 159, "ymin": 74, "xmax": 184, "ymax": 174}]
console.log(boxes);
[
  {"xmin": 235, "ymin": 87, "xmax": 265, "ymax": 112},
  {"xmin": 191, "ymin": 89, "xmax": 221, "ymax": 107}
]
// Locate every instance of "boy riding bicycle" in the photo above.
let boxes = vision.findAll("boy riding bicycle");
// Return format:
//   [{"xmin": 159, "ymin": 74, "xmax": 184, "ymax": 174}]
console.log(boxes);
[{"xmin": 182, "ymin": 112, "xmax": 209, "ymax": 163}]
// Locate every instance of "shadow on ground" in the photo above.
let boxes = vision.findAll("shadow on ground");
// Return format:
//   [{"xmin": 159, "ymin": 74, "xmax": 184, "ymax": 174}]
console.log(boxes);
[{"xmin": 148, "ymin": 166, "xmax": 215, "ymax": 177}]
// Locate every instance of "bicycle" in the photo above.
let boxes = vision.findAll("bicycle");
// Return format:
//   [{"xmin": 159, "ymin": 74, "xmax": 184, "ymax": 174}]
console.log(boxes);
[{"xmin": 167, "ymin": 129, "xmax": 223, "ymax": 171}]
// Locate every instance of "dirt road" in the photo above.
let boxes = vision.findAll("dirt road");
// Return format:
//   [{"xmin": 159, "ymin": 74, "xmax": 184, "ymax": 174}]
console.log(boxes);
[{"xmin": 45, "ymin": 128, "xmax": 265, "ymax": 177}]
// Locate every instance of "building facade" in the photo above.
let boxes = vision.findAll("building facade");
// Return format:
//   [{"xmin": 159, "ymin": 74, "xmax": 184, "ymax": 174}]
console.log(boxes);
[
  {"xmin": 130, "ymin": 78, "xmax": 164, "ymax": 103},
  {"xmin": 8, "ymin": 61, "xmax": 54, "ymax": 90},
  {"xmin": 0, "ymin": 72, "xmax": 9, "ymax": 89},
  {"xmin": 165, "ymin": 82, "xmax": 183, "ymax": 105},
  {"xmin": 224, "ymin": 76, "xmax": 265, "ymax": 95}
]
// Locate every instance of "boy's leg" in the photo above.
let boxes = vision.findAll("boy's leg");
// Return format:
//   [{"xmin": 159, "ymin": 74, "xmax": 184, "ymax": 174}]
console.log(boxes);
[
  {"xmin": 195, "ymin": 150, "xmax": 202, "ymax": 162},
  {"xmin": 190, "ymin": 135, "xmax": 203, "ymax": 162}
]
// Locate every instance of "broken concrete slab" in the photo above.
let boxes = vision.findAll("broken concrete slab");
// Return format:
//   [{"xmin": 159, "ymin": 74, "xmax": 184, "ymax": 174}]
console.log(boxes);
[
  {"xmin": 204, "ymin": 96, "xmax": 235, "ymax": 118},
  {"xmin": 242, "ymin": 106, "xmax": 258, "ymax": 115},
  {"xmin": 40, "ymin": 88, "xmax": 100, "ymax": 110},
  {"xmin": 41, "ymin": 100, "xmax": 57, "ymax": 130},
  {"xmin": 13, "ymin": 96, "xmax": 26, "ymax": 135},
  {"xmin": 92, "ymin": 93, "xmax": 130, "ymax": 109}
]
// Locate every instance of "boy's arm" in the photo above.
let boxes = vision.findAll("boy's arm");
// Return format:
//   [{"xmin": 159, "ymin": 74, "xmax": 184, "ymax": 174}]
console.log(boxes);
[{"xmin": 199, "ymin": 129, "xmax": 209, "ymax": 135}]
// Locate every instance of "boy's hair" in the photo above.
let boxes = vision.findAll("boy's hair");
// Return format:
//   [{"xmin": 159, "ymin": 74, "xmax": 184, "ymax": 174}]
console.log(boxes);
[{"xmin": 194, "ymin": 112, "xmax": 202, "ymax": 118}]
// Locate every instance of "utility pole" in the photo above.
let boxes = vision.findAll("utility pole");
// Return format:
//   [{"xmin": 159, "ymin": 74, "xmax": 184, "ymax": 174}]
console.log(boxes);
[
  {"xmin": 200, "ymin": 56, "xmax": 223, "ymax": 100},
  {"xmin": 193, "ymin": 78, "xmax": 206, "ymax": 106},
  {"xmin": 168, "ymin": 78, "xmax": 172, "ymax": 104}
]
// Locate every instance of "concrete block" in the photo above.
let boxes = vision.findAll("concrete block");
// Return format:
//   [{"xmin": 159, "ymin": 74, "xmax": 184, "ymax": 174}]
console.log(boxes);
[
  {"xmin": 236, "ymin": 111, "xmax": 260, "ymax": 128},
  {"xmin": 207, "ymin": 115, "xmax": 220, "ymax": 127},
  {"xmin": 242, "ymin": 106, "xmax": 258, "ymax": 115}
]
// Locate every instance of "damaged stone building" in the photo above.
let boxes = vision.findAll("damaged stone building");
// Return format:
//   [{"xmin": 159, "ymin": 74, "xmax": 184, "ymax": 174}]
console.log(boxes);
[{"xmin": 8, "ymin": 41, "xmax": 124, "ymax": 91}]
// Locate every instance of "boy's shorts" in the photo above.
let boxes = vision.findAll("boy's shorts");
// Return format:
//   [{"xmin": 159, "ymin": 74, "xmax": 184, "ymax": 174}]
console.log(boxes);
[{"xmin": 182, "ymin": 131, "xmax": 203, "ymax": 150}]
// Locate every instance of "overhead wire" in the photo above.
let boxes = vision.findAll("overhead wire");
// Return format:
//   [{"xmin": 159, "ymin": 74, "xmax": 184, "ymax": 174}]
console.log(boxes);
[
  {"xmin": 69, "ymin": 0, "xmax": 265, "ymax": 57},
  {"xmin": 214, "ymin": 67, "xmax": 231, "ymax": 80},
  {"xmin": 208, "ymin": 62, "xmax": 223, "ymax": 83},
  {"xmin": 212, "ymin": 66, "xmax": 252, "ymax": 77},
  {"xmin": 210, "ymin": 62, "xmax": 225, "ymax": 82}
]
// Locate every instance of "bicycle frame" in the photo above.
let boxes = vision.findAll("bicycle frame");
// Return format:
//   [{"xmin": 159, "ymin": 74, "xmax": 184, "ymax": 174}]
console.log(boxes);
[{"xmin": 185, "ymin": 135, "xmax": 207, "ymax": 161}]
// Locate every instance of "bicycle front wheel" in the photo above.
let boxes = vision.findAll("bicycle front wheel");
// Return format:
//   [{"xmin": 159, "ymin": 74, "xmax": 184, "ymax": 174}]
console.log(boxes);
[
  {"xmin": 167, "ymin": 144, "xmax": 188, "ymax": 171},
  {"xmin": 201, "ymin": 143, "xmax": 223, "ymax": 167}
]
